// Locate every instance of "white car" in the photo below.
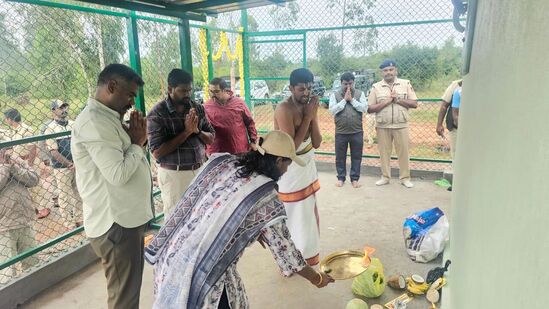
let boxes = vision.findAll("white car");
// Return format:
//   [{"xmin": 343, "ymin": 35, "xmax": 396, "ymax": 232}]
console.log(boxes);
[{"xmin": 234, "ymin": 80, "xmax": 270, "ymax": 105}]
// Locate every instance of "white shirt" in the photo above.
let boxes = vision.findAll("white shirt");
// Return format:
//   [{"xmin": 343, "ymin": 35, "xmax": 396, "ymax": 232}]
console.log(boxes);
[
  {"xmin": 328, "ymin": 90, "xmax": 368, "ymax": 115},
  {"xmin": 71, "ymin": 98, "xmax": 153, "ymax": 238}
]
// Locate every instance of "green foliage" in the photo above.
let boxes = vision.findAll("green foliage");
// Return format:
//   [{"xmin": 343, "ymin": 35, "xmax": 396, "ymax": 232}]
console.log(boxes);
[
  {"xmin": 269, "ymin": 2, "xmax": 300, "ymax": 30},
  {"xmin": 139, "ymin": 22, "xmax": 181, "ymax": 103},
  {"xmin": 317, "ymin": 34, "xmax": 344, "ymax": 85},
  {"xmin": 326, "ymin": 0, "xmax": 379, "ymax": 56}
]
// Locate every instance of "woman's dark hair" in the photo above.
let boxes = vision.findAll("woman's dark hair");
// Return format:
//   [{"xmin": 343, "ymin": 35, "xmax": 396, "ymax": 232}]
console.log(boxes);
[{"xmin": 235, "ymin": 137, "xmax": 291, "ymax": 181}]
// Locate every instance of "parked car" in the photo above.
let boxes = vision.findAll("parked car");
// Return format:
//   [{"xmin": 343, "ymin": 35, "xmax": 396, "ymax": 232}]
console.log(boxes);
[
  {"xmin": 234, "ymin": 79, "xmax": 270, "ymax": 105},
  {"xmin": 194, "ymin": 88, "xmax": 204, "ymax": 104},
  {"xmin": 312, "ymin": 77, "xmax": 326, "ymax": 97}
]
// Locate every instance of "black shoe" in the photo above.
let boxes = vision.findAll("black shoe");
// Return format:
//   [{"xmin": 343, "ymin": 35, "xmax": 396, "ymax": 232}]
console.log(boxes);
[{"xmin": 447, "ymin": 186, "xmax": 452, "ymax": 191}]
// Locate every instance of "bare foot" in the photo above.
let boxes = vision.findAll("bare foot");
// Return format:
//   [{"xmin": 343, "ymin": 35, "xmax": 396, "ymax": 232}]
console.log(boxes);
[
  {"xmin": 352, "ymin": 181, "xmax": 362, "ymax": 188},
  {"xmin": 335, "ymin": 180, "xmax": 344, "ymax": 187}
]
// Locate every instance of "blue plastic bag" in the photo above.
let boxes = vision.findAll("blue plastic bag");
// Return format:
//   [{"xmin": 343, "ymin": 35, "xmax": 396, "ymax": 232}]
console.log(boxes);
[{"xmin": 403, "ymin": 207, "xmax": 449, "ymax": 263}]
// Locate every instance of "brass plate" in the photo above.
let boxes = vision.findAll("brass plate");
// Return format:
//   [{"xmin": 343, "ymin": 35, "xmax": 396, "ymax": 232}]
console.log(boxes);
[{"xmin": 319, "ymin": 250, "xmax": 371, "ymax": 280}]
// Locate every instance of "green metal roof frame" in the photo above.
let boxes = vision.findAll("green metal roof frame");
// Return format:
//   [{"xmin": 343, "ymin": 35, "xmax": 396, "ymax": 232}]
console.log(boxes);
[{"xmin": 74, "ymin": 0, "xmax": 290, "ymax": 21}]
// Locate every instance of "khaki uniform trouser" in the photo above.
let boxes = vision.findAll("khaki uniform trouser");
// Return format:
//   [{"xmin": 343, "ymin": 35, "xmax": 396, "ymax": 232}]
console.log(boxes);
[
  {"xmin": 30, "ymin": 161, "xmax": 53, "ymax": 211},
  {"xmin": 157, "ymin": 167, "xmax": 196, "ymax": 220},
  {"xmin": 376, "ymin": 127, "xmax": 411, "ymax": 180},
  {"xmin": 89, "ymin": 223, "xmax": 146, "ymax": 309},
  {"xmin": 53, "ymin": 168, "xmax": 83, "ymax": 227},
  {"xmin": 449, "ymin": 129, "xmax": 458, "ymax": 168},
  {"xmin": 0, "ymin": 227, "xmax": 39, "ymax": 285}
]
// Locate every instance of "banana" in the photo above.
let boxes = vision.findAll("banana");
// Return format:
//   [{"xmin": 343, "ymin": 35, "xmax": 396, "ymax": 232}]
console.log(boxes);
[{"xmin": 406, "ymin": 277, "xmax": 430, "ymax": 295}]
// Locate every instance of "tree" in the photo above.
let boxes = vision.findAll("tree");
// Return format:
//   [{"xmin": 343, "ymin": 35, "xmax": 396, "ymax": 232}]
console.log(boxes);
[
  {"xmin": 0, "ymin": 13, "xmax": 27, "ymax": 98},
  {"xmin": 138, "ymin": 22, "xmax": 182, "ymax": 102},
  {"xmin": 388, "ymin": 43, "xmax": 439, "ymax": 91},
  {"xmin": 316, "ymin": 34, "xmax": 344, "ymax": 85},
  {"xmin": 90, "ymin": 15, "xmax": 125, "ymax": 70},
  {"xmin": 269, "ymin": 2, "xmax": 300, "ymax": 30},
  {"xmin": 436, "ymin": 38, "xmax": 462, "ymax": 78},
  {"xmin": 326, "ymin": 0, "xmax": 379, "ymax": 56},
  {"xmin": 16, "ymin": 6, "xmax": 126, "ymax": 101}
]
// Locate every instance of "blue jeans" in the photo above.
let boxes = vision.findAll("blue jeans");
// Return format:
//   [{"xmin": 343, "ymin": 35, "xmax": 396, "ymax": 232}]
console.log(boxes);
[{"xmin": 335, "ymin": 132, "xmax": 364, "ymax": 182}]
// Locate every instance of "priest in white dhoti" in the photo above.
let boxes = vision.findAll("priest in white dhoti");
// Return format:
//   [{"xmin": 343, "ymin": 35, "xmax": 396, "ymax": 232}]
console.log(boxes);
[{"xmin": 274, "ymin": 68, "xmax": 323, "ymax": 266}]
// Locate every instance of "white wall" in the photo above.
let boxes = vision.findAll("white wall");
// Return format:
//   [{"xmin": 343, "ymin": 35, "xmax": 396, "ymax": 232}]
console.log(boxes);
[{"xmin": 450, "ymin": 0, "xmax": 549, "ymax": 308}]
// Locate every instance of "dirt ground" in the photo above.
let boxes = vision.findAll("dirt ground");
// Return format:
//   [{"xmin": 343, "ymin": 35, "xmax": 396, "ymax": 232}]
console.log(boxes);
[
  {"xmin": 253, "ymin": 103, "xmax": 452, "ymax": 171},
  {"xmin": 21, "ymin": 170, "xmax": 451, "ymax": 309}
]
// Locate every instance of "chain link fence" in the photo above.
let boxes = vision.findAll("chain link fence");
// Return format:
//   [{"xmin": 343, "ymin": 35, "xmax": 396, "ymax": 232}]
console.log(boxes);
[
  {"xmin": 0, "ymin": 0, "xmax": 169, "ymax": 286},
  {"xmin": 244, "ymin": 0, "xmax": 463, "ymax": 171},
  {"xmin": 1, "ymin": 0, "xmax": 462, "ymax": 286}
]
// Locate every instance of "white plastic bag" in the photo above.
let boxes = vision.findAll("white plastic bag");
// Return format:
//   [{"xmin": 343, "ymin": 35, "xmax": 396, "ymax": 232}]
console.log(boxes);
[{"xmin": 403, "ymin": 207, "xmax": 449, "ymax": 263}]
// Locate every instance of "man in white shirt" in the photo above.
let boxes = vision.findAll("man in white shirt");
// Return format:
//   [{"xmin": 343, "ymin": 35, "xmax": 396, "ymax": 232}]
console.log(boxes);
[
  {"xmin": 328, "ymin": 72, "xmax": 368, "ymax": 188},
  {"xmin": 71, "ymin": 64, "xmax": 153, "ymax": 309}
]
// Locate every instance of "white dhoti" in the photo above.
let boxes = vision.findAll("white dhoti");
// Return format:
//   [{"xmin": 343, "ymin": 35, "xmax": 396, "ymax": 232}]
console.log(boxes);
[{"xmin": 277, "ymin": 138, "xmax": 320, "ymax": 265}]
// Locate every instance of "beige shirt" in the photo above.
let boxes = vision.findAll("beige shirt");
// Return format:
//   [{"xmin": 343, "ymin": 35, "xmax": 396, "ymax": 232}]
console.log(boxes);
[
  {"xmin": 441, "ymin": 80, "xmax": 463, "ymax": 103},
  {"xmin": 0, "ymin": 160, "xmax": 39, "ymax": 232},
  {"xmin": 368, "ymin": 78, "xmax": 417, "ymax": 129},
  {"xmin": 5, "ymin": 123, "xmax": 34, "ymax": 158},
  {"xmin": 71, "ymin": 98, "xmax": 153, "ymax": 238}
]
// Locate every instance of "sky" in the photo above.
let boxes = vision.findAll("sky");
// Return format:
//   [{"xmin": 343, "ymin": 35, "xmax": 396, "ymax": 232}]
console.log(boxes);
[{"xmin": 194, "ymin": 0, "xmax": 464, "ymax": 60}]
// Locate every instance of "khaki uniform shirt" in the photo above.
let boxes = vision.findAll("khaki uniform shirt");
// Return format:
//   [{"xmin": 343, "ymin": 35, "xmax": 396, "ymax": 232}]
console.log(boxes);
[
  {"xmin": 368, "ymin": 78, "xmax": 417, "ymax": 129},
  {"xmin": 441, "ymin": 80, "xmax": 463, "ymax": 103},
  {"xmin": 5, "ymin": 123, "xmax": 34, "ymax": 159},
  {"xmin": 0, "ymin": 161, "xmax": 39, "ymax": 232}
]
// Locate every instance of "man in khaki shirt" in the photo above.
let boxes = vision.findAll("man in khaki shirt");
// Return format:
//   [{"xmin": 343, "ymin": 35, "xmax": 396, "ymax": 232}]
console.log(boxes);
[
  {"xmin": 368, "ymin": 59, "xmax": 418, "ymax": 188},
  {"xmin": 3, "ymin": 108, "xmax": 50, "ymax": 219},
  {"xmin": 71, "ymin": 64, "xmax": 153, "ymax": 309},
  {"xmin": 436, "ymin": 79, "xmax": 462, "ymax": 160},
  {"xmin": 44, "ymin": 100, "xmax": 82, "ymax": 228},
  {"xmin": 0, "ymin": 149, "xmax": 40, "ymax": 285}
]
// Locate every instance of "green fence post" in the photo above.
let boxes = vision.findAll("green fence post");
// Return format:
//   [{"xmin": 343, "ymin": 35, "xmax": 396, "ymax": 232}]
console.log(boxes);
[
  {"xmin": 179, "ymin": 18, "xmax": 193, "ymax": 77},
  {"xmin": 205, "ymin": 29, "xmax": 214, "ymax": 83},
  {"xmin": 126, "ymin": 10, "xmax": 145, "ymax": 115},
  {"xmin": 241, "ymin": 9, "xmax": 252, "ymax": 111}
]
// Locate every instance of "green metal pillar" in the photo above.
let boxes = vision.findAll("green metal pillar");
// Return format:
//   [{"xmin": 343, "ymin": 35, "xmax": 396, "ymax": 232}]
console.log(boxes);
[
  {"xmin": 179, "ymin": 18, "xmax": 193, "ymax": 77},
  {"xmin": 126, "ymin": 10, "xmax": 145, "ymax": 114},
  {"xmin": 205, "ymin": 29, "xmax": 214, "ymax": 83},
  {"xmin": 241, "ymin": 9, "xmax": 252, "ymax": 111}
]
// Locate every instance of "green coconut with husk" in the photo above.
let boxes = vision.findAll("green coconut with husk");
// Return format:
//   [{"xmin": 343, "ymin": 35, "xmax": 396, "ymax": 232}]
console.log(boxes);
[{"xmin": 346, "ymin": 298, "xmax": 369, "ymax": 309}]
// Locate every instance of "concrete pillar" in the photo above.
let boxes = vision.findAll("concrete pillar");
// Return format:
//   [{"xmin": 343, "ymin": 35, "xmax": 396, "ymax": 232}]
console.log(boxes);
[{"xmin": 450, "ymin": 0, "xmax": 549, "ymax": 308}]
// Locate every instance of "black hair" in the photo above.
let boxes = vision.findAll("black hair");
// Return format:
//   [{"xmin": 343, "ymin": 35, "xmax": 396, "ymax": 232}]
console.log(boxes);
[
  {"xmin": 289, "ymin": 68, "xmax": 314, "ymax": 86},
  {"xmin": 235, "ymin": 137, "xmax": 291, "ymax": 181},
  {"xmin": 168, "ymin": 69, "xmax": 193, "ymax": 88},
  {"xmin": 340, "ymin": 72, "xmax": 355, "ymax": 82},
  {"xmin": 209, "ymin": 77, "xmax": 228, "ymax": 90},
  {"xmin": 4, "ymin": 108, "xmax": 21, "ymax": 122},
  {"xmin": 97, "ymin": 63, "xmax": 144, "ymax": 87}
]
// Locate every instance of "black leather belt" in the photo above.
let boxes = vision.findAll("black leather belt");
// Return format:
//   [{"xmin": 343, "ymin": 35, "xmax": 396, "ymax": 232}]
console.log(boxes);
[{"xmin": 160, "ymin": 162, "xmax": 202, "ymax": 171}]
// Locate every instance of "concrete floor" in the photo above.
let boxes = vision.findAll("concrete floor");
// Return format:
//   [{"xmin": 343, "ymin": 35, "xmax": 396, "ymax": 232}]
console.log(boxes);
[{"xmin": 21, "ymin": 171, "xmax": 451, "ymax": 309}]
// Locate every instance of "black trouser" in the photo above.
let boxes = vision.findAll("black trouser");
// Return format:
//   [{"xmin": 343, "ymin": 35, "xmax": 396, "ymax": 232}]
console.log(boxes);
[{"xmin": 335, "ymin": 132, "xmax": 364, "ymax": 182}]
